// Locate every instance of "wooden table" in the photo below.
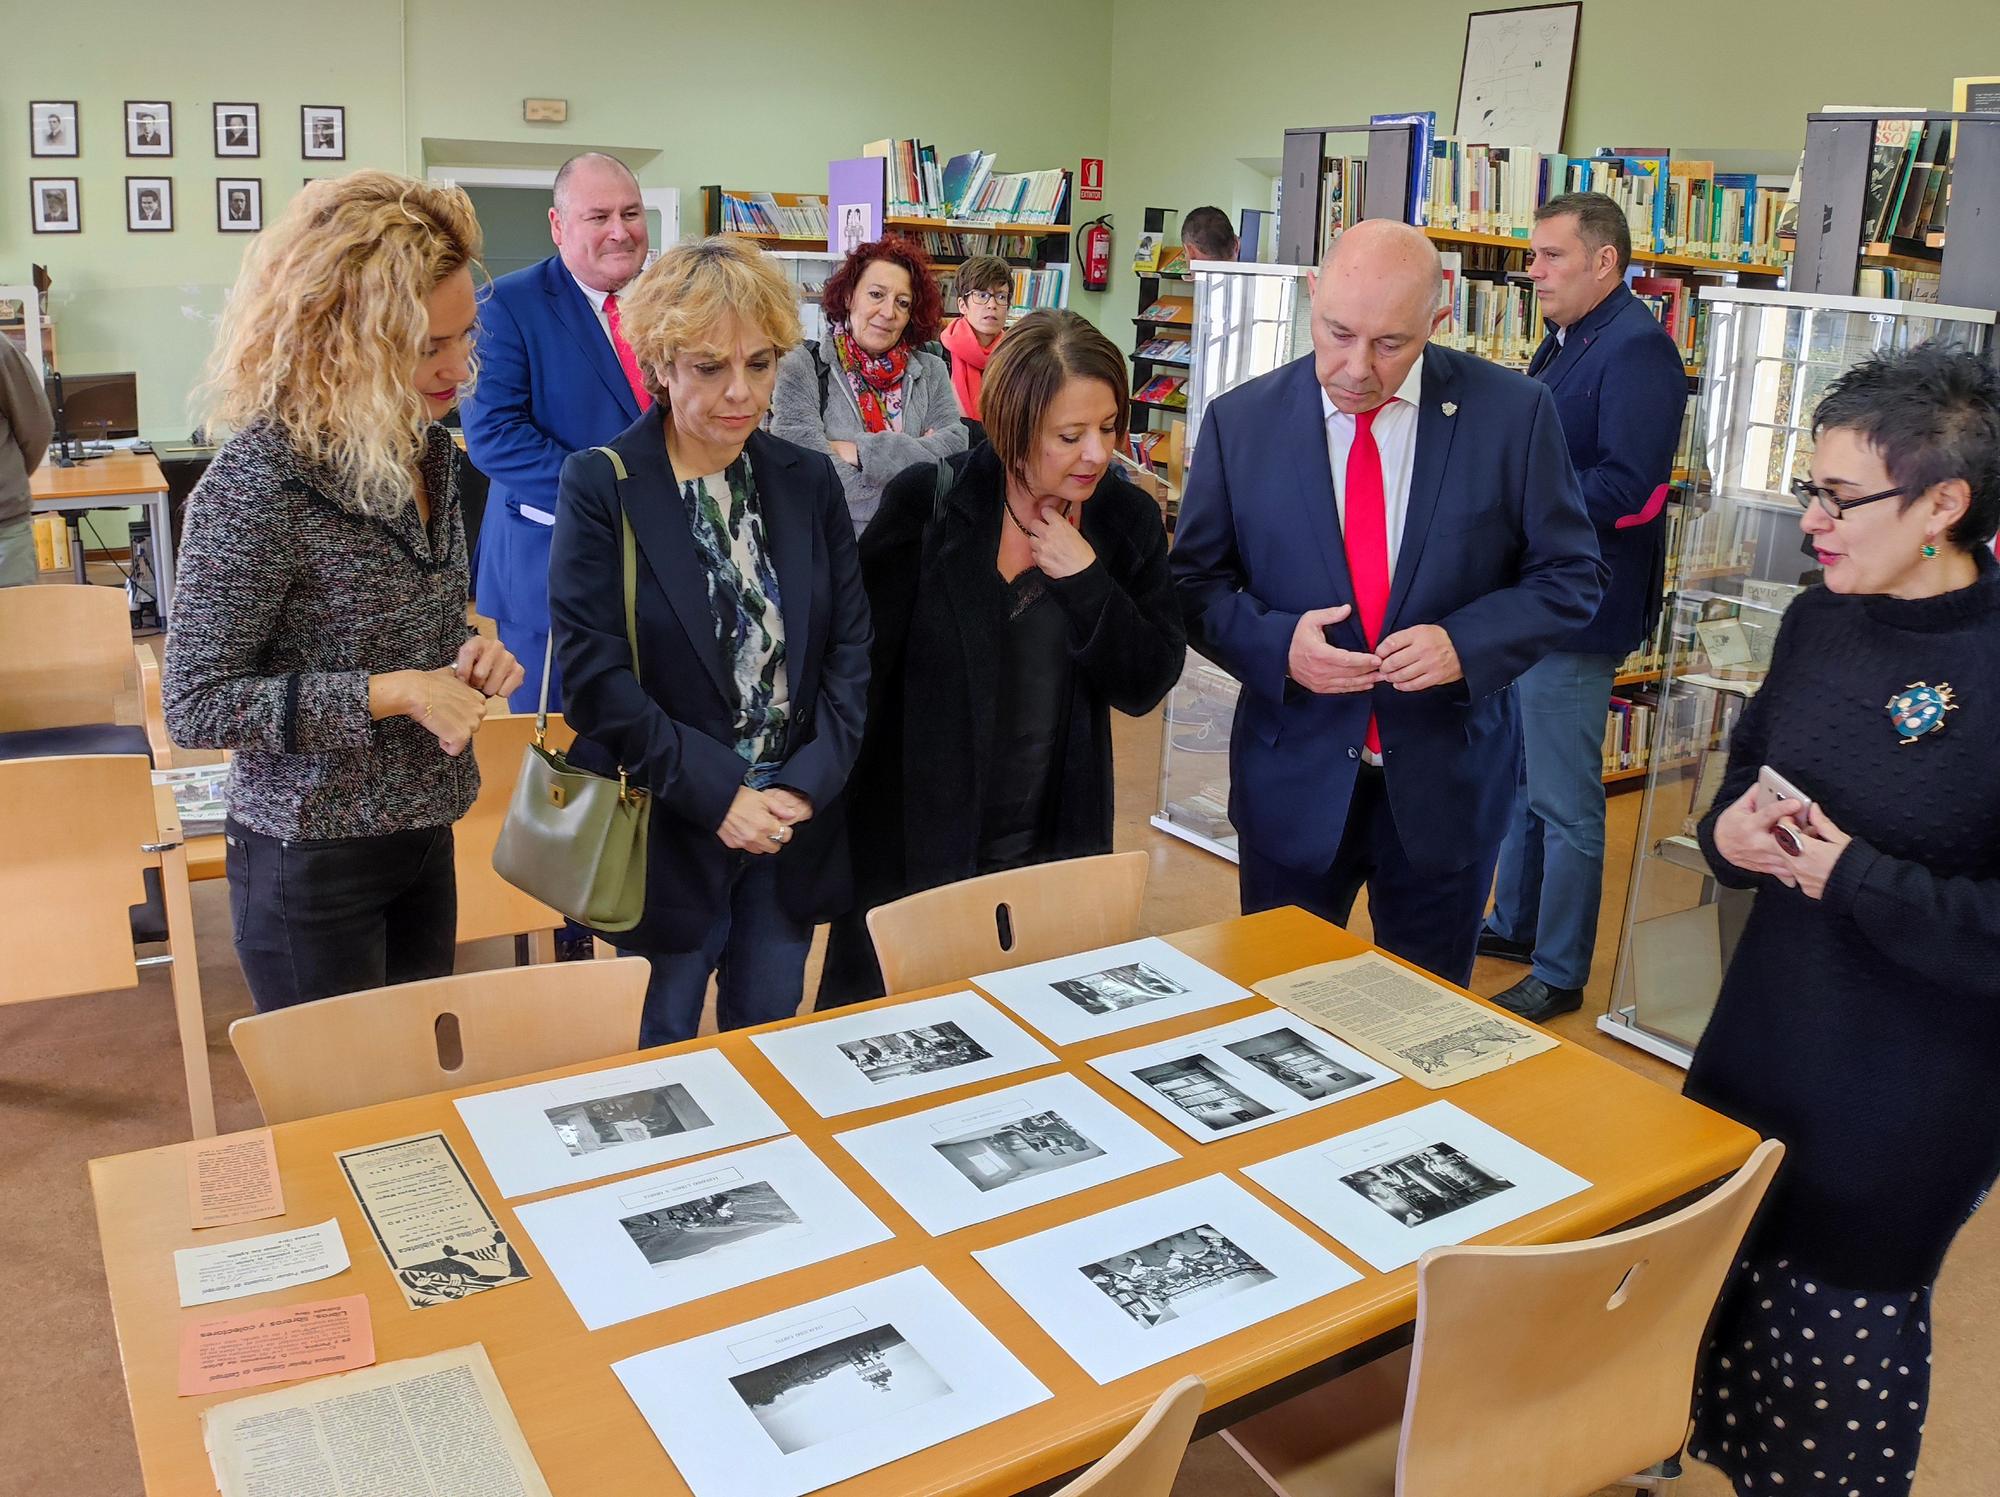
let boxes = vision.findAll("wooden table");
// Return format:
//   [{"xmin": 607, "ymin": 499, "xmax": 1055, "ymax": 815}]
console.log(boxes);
[
  {"xmin": 29, "ymin": 452, "xmax": 175, "ymax": 621},
  {"xmin": 90, "ymin": 909, "xmax": 1757, "ymax": 1495}
]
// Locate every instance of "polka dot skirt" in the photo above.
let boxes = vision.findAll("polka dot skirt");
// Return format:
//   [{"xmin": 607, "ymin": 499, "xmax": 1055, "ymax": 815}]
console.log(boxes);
[{"xmin": 1690, "ymin": 1255, "xmax": 1933, "ymax": 1495}]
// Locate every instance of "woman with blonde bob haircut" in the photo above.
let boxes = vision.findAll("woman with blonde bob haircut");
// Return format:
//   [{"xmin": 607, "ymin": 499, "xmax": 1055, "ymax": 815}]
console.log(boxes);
[
  {"xmin": 549, "ymin": 237, "xmax": 871, "ymax": 1046},
  {"xmin": 164, "ymin": 171, "xmax": 523, "ymax": 1012}
]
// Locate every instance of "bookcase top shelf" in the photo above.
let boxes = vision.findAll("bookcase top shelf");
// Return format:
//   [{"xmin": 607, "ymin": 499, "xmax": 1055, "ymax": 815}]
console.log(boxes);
[
  {"xmin": 885, "ymin": 216, "xmax": 1071, "ymax": 235},
  {"xmin": 1422, "ymin": 226, "xmax": 1787, "ymax": 278}
]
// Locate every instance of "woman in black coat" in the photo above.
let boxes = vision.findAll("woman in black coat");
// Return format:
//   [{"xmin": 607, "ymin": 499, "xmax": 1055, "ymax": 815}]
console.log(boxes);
[{"xmin": 818, "ymin": 310, "xmax": 1186, "ymax": 1005}]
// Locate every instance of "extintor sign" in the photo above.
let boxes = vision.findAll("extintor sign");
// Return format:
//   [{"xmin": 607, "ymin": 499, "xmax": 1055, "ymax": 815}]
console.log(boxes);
[{"xmin": 1079, "ymin": 158, "xmax": 1104, "ymax": 202}]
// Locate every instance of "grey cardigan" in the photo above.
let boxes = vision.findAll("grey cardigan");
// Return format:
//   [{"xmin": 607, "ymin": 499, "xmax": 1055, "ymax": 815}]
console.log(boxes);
[
  {"xmin": 0, "ymin": 336, "xmax": 53, "ymax": 527},
  {"xmin": 768, "ymin": 330, "xmax": 966, "ymax": 536}
]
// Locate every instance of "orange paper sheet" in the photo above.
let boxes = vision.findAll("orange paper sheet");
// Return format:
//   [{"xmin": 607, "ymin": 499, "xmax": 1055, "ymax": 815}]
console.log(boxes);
[
  {"xmin": 187, "ymin": 1129, "xmax": 286, "ymax": 1230},
  {"xmin": 178, "ymin": 1294, "xmax": 376, "ymax": 1396}
]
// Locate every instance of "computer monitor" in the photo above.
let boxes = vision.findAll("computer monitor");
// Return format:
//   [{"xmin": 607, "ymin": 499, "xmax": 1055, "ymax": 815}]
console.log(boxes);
[{"xmin": 48, "ymin": 371, "xmax": 140, "ymax": 441}]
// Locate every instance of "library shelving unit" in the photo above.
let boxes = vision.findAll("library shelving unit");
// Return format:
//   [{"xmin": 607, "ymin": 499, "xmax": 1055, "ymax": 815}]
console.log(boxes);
[
  {"xmin": 700, "ymin": 187, "xmax": 829, "ymax": 248},
  {"xmin": 883, "ymin": 212, "xmax": 1073, "ymax": 321},
  {"xmin": 1128, "ymin": 207, "xmax": 1190, "ymax": 489}
]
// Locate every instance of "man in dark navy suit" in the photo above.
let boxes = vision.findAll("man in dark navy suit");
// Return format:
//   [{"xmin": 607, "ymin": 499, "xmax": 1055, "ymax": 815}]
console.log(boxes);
[
  {"xmin": 1172, "ymin": 220, "xmax": 1604, "ymax": 987},
  {"xmin": 1481, "ymin": 193, "xmax": 1689, "ymax": 1021},
  {"xmin": 461, "ymin": 153, "xmax": 650, "ymax": 712}
]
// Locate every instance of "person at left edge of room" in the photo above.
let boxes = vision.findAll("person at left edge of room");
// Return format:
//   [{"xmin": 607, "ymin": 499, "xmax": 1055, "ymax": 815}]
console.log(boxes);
[
  {"xmin": 940, "ymin": 253, "xmax": 1013, "ymax": 434},
  {"xmin": 0, "ymin": 334, "xmax": 55, "ymax": 587},
  {"xmin": 1479, "ymin": 191, "xmax": 1689, "ymax": 1021}
]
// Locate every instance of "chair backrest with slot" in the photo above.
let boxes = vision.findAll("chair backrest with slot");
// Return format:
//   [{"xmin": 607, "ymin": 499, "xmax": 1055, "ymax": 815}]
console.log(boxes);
[
  {"xmin": 1054, "ymin": 1375, "xmax": 1206, "ymax": 1497},
  {"xmin": 0, "ymin": 584, "xmax": 141, "ymax": 732}
]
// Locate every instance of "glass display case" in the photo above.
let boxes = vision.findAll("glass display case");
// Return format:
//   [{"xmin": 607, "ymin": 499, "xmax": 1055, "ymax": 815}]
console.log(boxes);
[{"xmin": 1152, "ymin": 264, "xmax": 1313, "ymax": 862}]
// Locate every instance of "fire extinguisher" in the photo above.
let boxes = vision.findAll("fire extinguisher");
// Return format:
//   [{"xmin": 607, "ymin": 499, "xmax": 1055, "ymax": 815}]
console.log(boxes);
[{"xmin": 1080, "ymin": 216, "xmax": 1112, "ymax": 292}]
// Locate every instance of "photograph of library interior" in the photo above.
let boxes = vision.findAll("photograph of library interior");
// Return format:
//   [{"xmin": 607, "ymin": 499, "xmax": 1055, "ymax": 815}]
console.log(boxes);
[{"xmin": 7, "ymin": 3, "xmax": 2000, "ymax": 1494}]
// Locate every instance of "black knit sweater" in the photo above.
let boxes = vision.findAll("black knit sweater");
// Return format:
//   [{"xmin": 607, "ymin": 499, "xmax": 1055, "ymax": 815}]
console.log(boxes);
[{"xmin": 1685, "ymin": 548, "xmax": 2000, "ymax": 1289}]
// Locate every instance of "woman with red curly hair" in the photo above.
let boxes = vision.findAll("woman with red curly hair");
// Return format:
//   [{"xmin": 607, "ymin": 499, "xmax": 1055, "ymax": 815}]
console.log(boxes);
[{"xmin": 770, "ymin": 234, "xmax": 966, "ymax": 536}]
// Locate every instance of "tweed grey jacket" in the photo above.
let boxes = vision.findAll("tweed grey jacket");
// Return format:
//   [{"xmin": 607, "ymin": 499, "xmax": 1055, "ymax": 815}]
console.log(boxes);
[
  {"xmin": 768, "ymin": 329, "xmax": 966, "ymax": 536},
  {"xmin": 162, "ymin": 421, "xmax": 479, "ymax": 840}
]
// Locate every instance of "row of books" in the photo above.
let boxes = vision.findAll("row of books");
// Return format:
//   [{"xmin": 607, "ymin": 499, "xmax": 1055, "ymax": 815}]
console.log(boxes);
[
  {"xmin": 716, "ymin": 191, "xmax": 828, "ymax": 240},
  {"xmin": 1133, "ymin": 374, "xmax": 1188, "ymax": 409},
  {"xmin": 1859, "ymin": 117, "xmax": 1956, "ymax": 252},
  {"xmin": 1316, "ymin": 155, "xmax": 1369, "ymax": 259},
  {"xmin": 1603, "ymin": 693, "xmax": 1706, "ymax": 776},
  {"xmin": 1134, "ymin": 336, "xmax": 1190, "ymax": 364},
  {"xmin": 902, "ymin": 232, "xmax": 1043, "ymax": 260},
  {"xmin": 1008, "ymin": 266, "xmax": 1070, "ymax": 313},
  {"xmin": 1125, "ymin": 430, "xmax": 1170, "ymax": 468},
  {"xmin": 1434, "ymin": 262, "xmax": 1542, "ymax": 368},
  {"xmin": 1630, "ymin": 277, "xmax": 1713, "ymax": 368},
  {"xmin": 1665, "ymin": 502, "xmax": 1756, "ymax": 583},
  {"xmin": 866, "ymin": 139, "xmax": 1070, "ymax": 225},
  {"xmin": 1139, "ymin": 297, "xmax": 1193, "ymax": 325}
]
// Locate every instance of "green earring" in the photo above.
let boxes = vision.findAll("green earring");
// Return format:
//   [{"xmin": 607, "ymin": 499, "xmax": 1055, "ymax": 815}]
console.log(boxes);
[{"xmin": 1923, "ymin": 542, "xmax": 1939, "ymax": 558}]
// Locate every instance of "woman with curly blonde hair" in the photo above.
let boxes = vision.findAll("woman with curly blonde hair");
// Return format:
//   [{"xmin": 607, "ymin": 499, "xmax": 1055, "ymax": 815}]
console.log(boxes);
[{"xmin": 164, "ymin": 170, "xmax": 524, "ymax": 1012}]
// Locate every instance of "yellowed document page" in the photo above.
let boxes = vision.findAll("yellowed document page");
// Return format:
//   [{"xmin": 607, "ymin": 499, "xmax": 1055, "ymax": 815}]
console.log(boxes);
[{"xmin": 335, "ymin": 1132, "xmax": 530, "ymax": 1309}]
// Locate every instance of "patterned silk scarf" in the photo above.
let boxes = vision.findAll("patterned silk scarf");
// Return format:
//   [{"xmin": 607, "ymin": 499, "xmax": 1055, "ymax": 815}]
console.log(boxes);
[
  {"xmin": 677, "ymin": 456, "xmax": 789, "ymax": 774},
  {"xmin": 832, "ymin": 326, "xmax": 909, "ymax": 434}
]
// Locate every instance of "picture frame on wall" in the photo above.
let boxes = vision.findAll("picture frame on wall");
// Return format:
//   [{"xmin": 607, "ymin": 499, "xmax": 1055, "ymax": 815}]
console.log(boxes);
[
  {"xmin": 30, "ymin": 102, "xmax": 79, "ymax": 158},
  {"xmin": 126, "ymin": 100, "xmax": 174, "ymax": 158},
  {"xmin": 1453, "ymin": 2, "xmax": 1582, "ymax": 156},
  {"xmin": 301, "ymin": 105, "xmax": 346, "ymax": 161},
  {"xmin": 127, "ymin": 176, "xmax": 175, "ymax": 232},
  {"xmin": 31, "ymin": 178, "xmax": 82, "ymax": 234},
  {"xmin": 217, "ymin": 178, "xmax": 263, "ymax": 233},
  {"xmin": 214, "ymin": 103, "xmax": 260, "ymax": 158}
]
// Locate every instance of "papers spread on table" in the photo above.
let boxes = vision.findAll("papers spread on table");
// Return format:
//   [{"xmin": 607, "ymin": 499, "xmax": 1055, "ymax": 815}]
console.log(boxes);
[
  {"xmin": 1242, "ymin": 1100, "xmax": 1590, "ymax": 1271},
  {"xmin": 974, "ymin": 1175, "xmax": 1360, "ymax": 1384},
  {"xmin": 335, "ymin": 1132, "xmax": 530, "ymax": 1309},
  {"xmin": 186, "ymin": 1128, "xmax": 285, "ymax": 1230},
  {"xmin": 1088, "ymin": 1008, "xmax": 1393, "ymax": 1142},
  {"xmin": 972, "ymin": 936, "xmax": 1252, "ymax": 1046},
  {"xmin": 454, "ymin": 1051, "xmax": 788, "ymax": 1198},
  {"xmin": 833, "ymin": 1073, "xmax": 1181, "ymax": 1236},
  {"xmin": 613, "ymin": 1267, "xmax": 1049, "ymax": 1497},
  {"xmin": 179, "ymin": 1293, "xmax": 375, "ymax": 1397},
  {"xmin": 174, "ymin": 1218, "xmax": 349, "ymax": 1308},
  {"xmin": 514, "ymin": 1136, "xmax": 893, "ymax": 1331},
  {"xmin": 154, "ymin": 763, "xmax": 229, "ymax": 836},
  {"xmin": 1256, "ymin": 951, "xmax": 1556, "ymax": 1088},
  {"xmin": 750, "ymin": 990, "xmax": 1056, "ymax": 1119},
  {"xmin": 201, "ymin": 1343, "xmax": 552, "ymax": 1497}
]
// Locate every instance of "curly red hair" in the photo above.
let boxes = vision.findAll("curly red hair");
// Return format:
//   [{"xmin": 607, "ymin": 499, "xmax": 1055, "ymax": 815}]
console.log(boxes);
[{"xmin": 819, "ymin": 234, "xmax": 944, "ymax": 346}]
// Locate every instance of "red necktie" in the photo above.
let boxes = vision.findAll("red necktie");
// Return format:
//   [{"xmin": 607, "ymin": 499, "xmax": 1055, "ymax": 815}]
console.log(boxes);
[
  {"xmin": 1342, "ymin": 404, "xmax": 1390, "ymax": 757},
  {"xmin": 603, "ymin": 292, "xmax": 653, "ymax": 411}
]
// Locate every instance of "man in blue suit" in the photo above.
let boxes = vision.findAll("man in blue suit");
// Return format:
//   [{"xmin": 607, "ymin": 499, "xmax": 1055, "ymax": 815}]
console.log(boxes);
[
  {"xmin": 462, "ymin": 152, "xmax": 650, "ymax": 711},
  {"xmin": 1172, "ymin": 220, "xmax": 1605, "ymax": 986},
  {"xmin": 1480, "ymin": 193, "xmax": 1689, "ymax": 1021}
]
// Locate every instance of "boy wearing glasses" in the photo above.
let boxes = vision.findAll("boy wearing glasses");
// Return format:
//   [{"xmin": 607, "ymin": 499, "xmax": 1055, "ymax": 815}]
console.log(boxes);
[{"xmin": 941, "ymin": 255, "xmax": 1014, "ymax": 429}]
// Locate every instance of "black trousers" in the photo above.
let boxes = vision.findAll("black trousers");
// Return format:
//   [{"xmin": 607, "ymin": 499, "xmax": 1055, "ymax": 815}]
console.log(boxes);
[
  {"xmin": 225, "ymin": 818, "xmax": 457, "ymax": 1012},
  {"xmin": 1237, "ymin": 764, "xmax": 1497, "ymax": 988}
]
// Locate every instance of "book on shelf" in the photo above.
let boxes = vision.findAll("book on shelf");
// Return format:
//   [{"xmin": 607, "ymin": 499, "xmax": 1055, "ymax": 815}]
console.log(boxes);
[
  {"xmin": 871, "ymin": 138, "xmax": 1068, "ymax": 225},
  {"xmin": 1009, "ymin": 265, "xmax": 1069, "ymax": 314},
  {"xmin": 1125, "ymin": 430, "xmax": 1171, "ymax": 467},
  {"xmin": 1131, "ymin": 233, "xmax": 1164, "ymax": 273},
  {"xmin": 904, "ymin": 231, "xmax": 1042, "ymax": 259},
  {"xmin": 1155, "ymin": 244, "xmax": 1190, "ymax": 276},
  {"xmin": 1134, "ymin": 373, "xmax": 1187, "ymax": 407},
  {"xmin": 711, "ymin": 189, "xmax": 829, "ymax": 240},
  {"xmin": 1371, "ymin": 110, "xmax": 1438, "ymax": 219},
  {"xmin": 1136, "ymin": 336, "xmax": 1191, "ymax": 362},
  {"xmin": 1138, "ymin": 296, "xmax": 1193, "ymax": 324},
  {"xmin": 1317, "ymin": 155, "xmax": 1368, "ymax": 258}
]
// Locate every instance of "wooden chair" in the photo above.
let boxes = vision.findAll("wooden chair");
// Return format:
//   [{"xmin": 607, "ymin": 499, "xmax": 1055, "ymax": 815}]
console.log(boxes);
[
  {"xmin": 1221, "ymin": 1138, "xmax": 1784, "ymax": 1497},
  {"xmin": 0, "ymin": 754, "xmax": 213, "ymax": 1135},
  {"xmin": 457, "ymin": 712, "xmax": 574, "ymax": 957},
  {"xmin": 0, "ymin": 582, "xmax": 171, "ymax": 765},
  {"xmin": 866, "ymin": 851, "xmax": 1150, "ymax": 994},
  {"xmin": 1057, "ymin": 1376, "xmax": 1207, "ymax": 1497},
  {"xmin": 228, "ymin": 958, "xmax": 650, "ymax": 1124}
]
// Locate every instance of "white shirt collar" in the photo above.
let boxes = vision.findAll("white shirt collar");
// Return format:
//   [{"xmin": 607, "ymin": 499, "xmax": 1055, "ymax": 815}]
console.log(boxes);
[
  {"xmin": 569, "ymin": 266, "xmax": 615, "ymax": 313},
  {"xmin": 1319, "ymin": 352, "xmax": 1427, "ymax": 424}
]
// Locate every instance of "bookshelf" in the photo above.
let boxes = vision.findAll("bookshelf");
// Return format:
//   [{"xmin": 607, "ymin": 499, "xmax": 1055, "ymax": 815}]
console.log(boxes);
[
  {"xmin": 1424, "ymin": 226, "xmax": 1785, "ymax": 279},
  {"xmin": 1275, "ymin": 120, "xmax": 1418, "ymax": 265},
  {"xmin": 1127, "ymin": 207, "xmax": 1189, "ymax": 483},
  {"xmin": 700, "ymin": 187, "xmax": 829, "ymax": 246}
]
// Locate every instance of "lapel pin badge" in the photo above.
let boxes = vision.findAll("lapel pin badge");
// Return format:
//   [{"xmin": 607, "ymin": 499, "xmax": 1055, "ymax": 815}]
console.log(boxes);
[{"xmin": 1441, "ymin": 401, "xmax": 1458, "ymax": 417}]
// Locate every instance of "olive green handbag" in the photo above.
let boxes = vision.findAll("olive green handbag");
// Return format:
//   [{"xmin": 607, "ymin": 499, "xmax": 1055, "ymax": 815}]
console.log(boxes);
[{"xmin": 491, "ymin": 448, "xmax": 650, "ymax": 933}]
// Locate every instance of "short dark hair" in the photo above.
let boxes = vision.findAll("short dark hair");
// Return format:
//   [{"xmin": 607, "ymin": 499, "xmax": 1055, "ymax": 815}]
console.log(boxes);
[
  {"xmin": 954, "ymin": 254, "xmax": 1014, "ymax": 300},
  {"xmin": 1812, "ymin": 342, "xmax": 2000, "ymax": 550},
  {"xmin": 1534, "ymin": 191, "xmax": 1631, "ymax": 273},
  {"xmin": 982, "ymin": 309, "xmax": 1130, "ymax": 485},
  {"xmin": 1181, "ymin": 206, "xmax": 1238, "ymax": 260},
  {"xmin": 819, "ymin": 234, "xmax": 944, "ymax": 346}
]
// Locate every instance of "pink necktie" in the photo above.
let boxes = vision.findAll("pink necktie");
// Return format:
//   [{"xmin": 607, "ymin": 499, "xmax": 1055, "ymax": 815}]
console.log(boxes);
[
  {"xmin": 1343, "ymin": 405, "xmax": 1390, "ymax": 757},
  {"xmin": 603, "ymin": 292, "xmax": 652, "ymax": 411}
]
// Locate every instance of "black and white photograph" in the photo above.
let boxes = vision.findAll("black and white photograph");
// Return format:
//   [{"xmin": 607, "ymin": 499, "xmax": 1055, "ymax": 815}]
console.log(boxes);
[
  {"xmin": 1050, "ymin": 962, "xmax": 1189, "ymax": 1016},
  {"xmin": 216, "ymin": 178, "xmax": 262, "ymax": 233},
  {"xmin": 617, "ymin": 1181, "xmax": 803, "ymax": 1269},
  {"xmin": 302, "ymin": 104, "xmax": 346, "ymax": 160},
  {"xmin": 1341, "ymin": 1142, "xmax": 1515, "ymax": 1227},
  {"xmin": 544, "ymin": 1083, "xmax": 713, "ymax": 1158},
  {"xmin": 1080, "ymin": 1224, "xmax": 1275, "ymax": 1329},
  {"xmin": 126, "ymin": 177, "xmax": 174, "ymax": 232},
  {"xmin": 1224, "ymin": 1027, "xmax": 1373, "ymax": 1100},
  {"xmin": 1133, "ymin": 1055, "xmax": 1274, "ymax": 1132},
  {"xmin": 125, "ymin": 100, "xmax": 172, "ymax": 157},
  {"xmin": 31, "ymin": 178, "xmax": 81, "ymax": 235},
  {"xmin": 213, "ymin": 103, "xmax": 259, "ymax": 157},
  {"xmin": 730, "ymin": 1324, "xmax": 953, "ymax": 1456},
  {"xmin": 30, "ymin": 102, "xmax": 78, "ymax": 158},
  {"xmin": 837, "ymin": 1021, "xmax": 992, "ymax": 1085},
  {"xmin": 933, "ymin": 1109, "xmax": 1105, "ymax": 1193}
]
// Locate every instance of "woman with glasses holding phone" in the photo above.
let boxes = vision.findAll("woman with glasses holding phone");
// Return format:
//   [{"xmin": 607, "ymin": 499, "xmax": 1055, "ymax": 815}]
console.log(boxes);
[
  {"xmin": 940, "ymin": 254, "xmax": 1014, "ymax": 430},
  {"xmin": 1682, "ymin": 344, "xmax": 2000, "ymax": 1497}
]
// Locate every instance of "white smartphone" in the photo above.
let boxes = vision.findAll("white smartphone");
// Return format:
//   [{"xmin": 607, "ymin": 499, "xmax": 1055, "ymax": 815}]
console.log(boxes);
[{"xmin": 1757, "ymin": 764, "xmax": 1815, "ymax": 846}]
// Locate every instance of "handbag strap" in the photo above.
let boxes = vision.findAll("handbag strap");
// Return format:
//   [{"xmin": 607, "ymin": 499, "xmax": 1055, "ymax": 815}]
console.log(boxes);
[{"xmin": 534, "ymin": 447, "xmax": 642, "ymax": 744}]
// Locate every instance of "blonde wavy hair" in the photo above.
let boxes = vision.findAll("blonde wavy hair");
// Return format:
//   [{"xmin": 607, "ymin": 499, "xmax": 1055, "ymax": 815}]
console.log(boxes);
[
  {"xmin": 201, "ymin": 170, "xmax": 484, "ymax": 515},
  {"xmin": 618, "ymin": 236, "xmax": 804, "ymax": 410}
]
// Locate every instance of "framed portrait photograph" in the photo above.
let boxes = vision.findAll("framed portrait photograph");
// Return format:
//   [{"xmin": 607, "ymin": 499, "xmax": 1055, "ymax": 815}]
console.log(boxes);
[
  {"xmin": 127, "ymin": 176, "xmax": 175, "ymax": 232},
  {"xmin": 125, "ymin": 100, "xmax": 174, "ymax": 157},
  {"xmin": 217, "ymin": 177, "xmax": 263, "ymax": 233},
  {"xmin": 30, "ymin": 101, "xmax": 79, "ymax": 158},
  {"xmin": 31, "ymin": 178, "xmax": 82, "ymax": 235},
  {"xmin": 301, "ymin": 105, "xmax": 346, "ymax": 161},
  {"xmin": 213, "ymin": 102, "xmax": 260, "ymax": 158}
]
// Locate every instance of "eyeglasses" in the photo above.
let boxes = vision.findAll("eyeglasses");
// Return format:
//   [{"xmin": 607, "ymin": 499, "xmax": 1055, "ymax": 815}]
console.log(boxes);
[
  {"xmin": 962, "ymin": 290, "xmax": 1010, "ymax": 308},
  {"xmin": 1790, "ymin": 477, "xmax": 1907, "ymax": 520}
]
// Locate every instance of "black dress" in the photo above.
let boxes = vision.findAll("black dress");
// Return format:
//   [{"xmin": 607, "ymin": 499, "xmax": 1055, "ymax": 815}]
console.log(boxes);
[
  {"xmin": 1682, "ymin": 551, "xmax": 2000, "ymax": 1495},
  {"xmin": 978, "ymin": 571, "xmax": 1071, "ymax": 871}
]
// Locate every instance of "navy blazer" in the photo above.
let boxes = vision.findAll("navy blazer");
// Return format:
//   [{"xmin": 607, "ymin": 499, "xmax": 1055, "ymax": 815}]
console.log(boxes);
[
  {"xmin": 1171, "ymin": 344, "xmax": 1605, "ymax": 880},
  {"xmin": 1526, "ymin": 283, "xmax": 1688, "ymax": 655},
  {"xmin": 548, "ymin": 413, "xmax": 872, "ymax": 953},
  {"xmin": 462, "ymin": 255, "xmax": 642, "ymax": 635}
]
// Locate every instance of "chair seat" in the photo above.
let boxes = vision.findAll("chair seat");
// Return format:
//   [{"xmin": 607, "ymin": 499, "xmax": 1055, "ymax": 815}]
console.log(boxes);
[
  {"xmin": 1220, "ymin": 1345, "xmax": 1410, "ymax": 1497},
  {"xmin": 0, "ymin": 723, "xmax": 152, "ymax": 761}
]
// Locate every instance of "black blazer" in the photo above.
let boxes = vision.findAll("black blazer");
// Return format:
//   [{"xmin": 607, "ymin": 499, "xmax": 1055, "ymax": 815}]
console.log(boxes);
[
  {"xmin": 847, "ymin": 443, "xmax": 1185, "ymax": 906},
  {"xmin": 548, "ymin": 412, "xmax": 872, "ymax": 952}
]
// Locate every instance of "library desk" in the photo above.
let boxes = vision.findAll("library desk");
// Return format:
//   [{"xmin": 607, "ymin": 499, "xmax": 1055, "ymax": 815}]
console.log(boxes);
[
  {"xmin": 90, "ymin": 907, "xmax": 1757, "ymax": 1496},
  {"xmin": 29, "ymin": 453, "xmax": 175, "ymax": 622}
]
